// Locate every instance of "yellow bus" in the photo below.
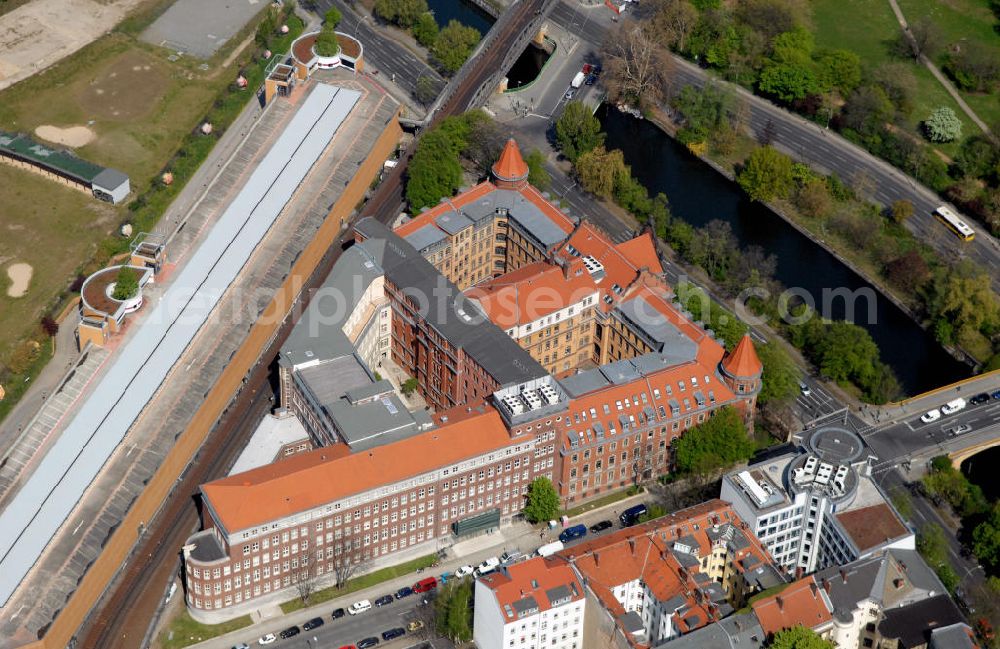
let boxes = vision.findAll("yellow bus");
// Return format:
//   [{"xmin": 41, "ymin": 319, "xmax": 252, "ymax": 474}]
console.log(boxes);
[{"xmin": 934, "ymin": 205, "xmax": 975, "ymax": 241}]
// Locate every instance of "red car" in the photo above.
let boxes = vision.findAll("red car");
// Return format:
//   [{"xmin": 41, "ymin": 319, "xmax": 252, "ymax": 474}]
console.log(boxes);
[{"xmin": 413, "ymin": 577, "xmax": 437, "ymax": 593}]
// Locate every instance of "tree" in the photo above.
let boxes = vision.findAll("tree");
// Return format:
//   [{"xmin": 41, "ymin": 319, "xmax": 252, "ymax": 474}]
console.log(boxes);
[
  {"xmin": 414, "ymin": 74, "xmax": 438, "ymax": 107},
  {"xmin": 974, "ymin": 504, "xmax": 1000, "ymax": 572},
  {"xmin": 412, "ymin": 12, "xmax": 438, "ymax": 47},
  {"xmin": 924, "ymin": 107, "xmax": 962, "ymax": 143},
  {"xmin": 884, "ymin": 250, "xmax": 931, "ymax": 293},
  {"xmin": 735, "ymin": 0, "xmax": 806, "ymax": 40},
  {"xmin": 523, "ymin": 477, "xmax": 561, "ymax": 523},
  {"xmin": 738, "ymin": 146, "xmax": 794, "ymax": 202},
  {"xmin": 406, "ymin": 128, "xmax": 463, "ymax": 209},
  {"xmin": 431, "ymin": 20, "xmax": 480, "ymax": 73},
  {"xmin": 672, "ymin": 406, "xmax": 754, "ymax": 475},
  {"xmin": 794, "ymin": 178, "xmax": 832, "ymax": 218},
  {"xmin": 401, "ymin": 377, "xmax": 420, "ymax": 395},
  {"xmin": 931, "ymin": 268, "xmax": 1000, "ymax": 344},
  {"xmin": 255, "ymin": 6, "xmax": 279, "ymax": 47},
  {"xmin": 945, "ymin": 42, "xmax": 1000, "ymax": 92},
  {"xmin": 602, "ymin": 23, "xmax": 673, "ymax": 110},
  {"xmin": 759, "ymin": 62, "xmax": 818, "ymax": 103},
  {"xmin": 871, "ymin": 63, "xmax": 917, "ymax": 116},
  {"xmin": 524, "ymin": 149, "xmax": 551, "ymax": 191},
  {"xmin": 314, "ymin": 29, "xmax": 341, "ymax": 56},
  {"xmin": 815, "ymin": 49, "xmax": 861, "ymax": 95},
  {"xmin": 324, "ymin": 7, "xmax": 342, "ymax": 28},
  {"xmin": 890, "ymin": 199, "xmax": 914, "ymax": 224},
  {"xmin": 893, "ymin": 16, "xmax": 941, "ymax": 60},
  {"xmin": 841, "ymin": 85, "xmax": 895, "ymax": 135},
  {"xmin": 671, "ymin": 83, "xmax": 734, "ymax": 144},
  {"xmin": 953, "ymin": 136, "xmax": 1000, "ymax": 179},
  {"xmin": 651, "ymin": 0, "xmax": 699, "ymax": 50},
  {"xmin": 576, "ymin": 146, "xmax": 629, "ymax": 198},
  {"xmin": 373, "ymin": 0, "xmax": 429, "ymax": 27},
  {"xmin": 756, "ymin": 341, "xmax": 800, "ymax": 405},
  {"xmin": 112, "ymin": 266, "xmax": 139, "ymax": 300},
  {"xmin": 40, "ymin": 315, "xmax": 59, "ymax": 338},
  {"xmin": 435, "ymin": 580, "xmax": 473, "ymax": 642},
  {"xmin": 770, "ymin": 626, "xmax": 835, "ymax": 649},
  {"xmin": 330, "ymin": 543, "xmax": 369, "ymax": 589},
  {"xmin": 295, "ymin": 550, "xmax": 321, "ymax": 606},
  {"xmin": 555, "ymin": 101, "xmax": 605, "ymax": 162}
]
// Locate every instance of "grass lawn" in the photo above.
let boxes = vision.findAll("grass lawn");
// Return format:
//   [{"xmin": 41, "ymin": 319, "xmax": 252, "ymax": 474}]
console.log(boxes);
[
  {"xmin": 562, "ymin": 486, "xmax": 642, "ymax": 518},
  {"xmin": 0, "ymin": 166, "xmax": 116, "ymax": 356},
  {"xmin": 895, "ymin": 0, "xmax": 1000, "ymax": 63},
  {"xmin": 280, "ymin": 554, "xmax": 438, "ymax": 614},
  {"xmin": 157, "ymin": 610, "xmax": 253, "ymax": 649}
]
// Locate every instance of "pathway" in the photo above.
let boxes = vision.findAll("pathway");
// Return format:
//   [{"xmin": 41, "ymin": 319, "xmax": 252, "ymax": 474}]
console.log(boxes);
[{"xmin": 885, "ymin": 0, "xmax": 994, "ymax": 138}]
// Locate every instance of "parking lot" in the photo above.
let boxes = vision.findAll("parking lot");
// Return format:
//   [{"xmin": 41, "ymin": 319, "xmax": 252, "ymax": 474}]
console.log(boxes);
[{"xmin": 141, "ymin": 0, "xmax": 269, "ymax": 58}]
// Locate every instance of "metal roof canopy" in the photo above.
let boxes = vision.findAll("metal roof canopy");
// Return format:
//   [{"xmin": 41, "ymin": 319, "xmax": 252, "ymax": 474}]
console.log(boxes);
[{"xmin": 0, "ymin": 84, "xmax": 360, "ymax": 606}]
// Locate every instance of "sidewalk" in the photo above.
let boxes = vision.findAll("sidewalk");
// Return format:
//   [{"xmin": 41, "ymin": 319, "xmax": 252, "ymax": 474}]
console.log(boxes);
[
  {"xmin": 182, "ymin": 490, "xmax": 647, "ymax": 649},
  {"xmin": 863, "ymin": 369, "xmax": 1000, "ymax": 426}
]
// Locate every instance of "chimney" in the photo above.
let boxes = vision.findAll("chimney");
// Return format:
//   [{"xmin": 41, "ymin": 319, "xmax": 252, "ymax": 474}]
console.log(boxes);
[
  {"xmin": 809, "ymin": 582, "xmax": 818, "ymax": 599},
  {"xmin": 840, "ymin": 569, "xmax": 848, "ymax": 584},
  {"xmin": 822, "ymin": 579, "xmax": 831, "ymax": 594},
  {"xmin": 594, "ymin": 552, "xmax": 599, "ymax": 567},
  {"xmin": 629, "ymin": 539, "xmax": 636, "ymax": 555},
  {"xmin": 893, "ymin": 578, "xmax": 905, "ymax": 590},
  {"xmin": 776, "ymin": 596, "xmax": 784, "ymax": 611}
]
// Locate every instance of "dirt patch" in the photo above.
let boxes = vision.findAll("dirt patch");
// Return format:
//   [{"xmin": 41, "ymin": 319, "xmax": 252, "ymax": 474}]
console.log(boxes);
[
  {"xmin": 0, "ymin": 0, "xmax": 146, "ymax": 92},
  {"xmin": 34, "ymin": 124, "xmax": 96, "ymax": 147},
  {"xmin": 77, "ymin": 48, "xmax": 169, "ymax": 121},
  {"xmin": 6, "ymin": 263, "xmax": 32, "ymax": 298}
]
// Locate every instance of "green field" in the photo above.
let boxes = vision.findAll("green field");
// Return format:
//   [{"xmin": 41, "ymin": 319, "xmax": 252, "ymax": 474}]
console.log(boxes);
[{"xmin": 811, "ymin": 0, "xmax": 982, "ymax": 150}]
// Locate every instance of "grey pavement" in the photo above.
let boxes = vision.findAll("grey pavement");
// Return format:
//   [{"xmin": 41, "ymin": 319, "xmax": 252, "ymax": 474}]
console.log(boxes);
[
  {"xmin": 184, "ymin": 491, "xmax": 647, "ymax": 649},
  {"xmin": 141, "ymin": 0, "xmax": 267, "ymax": 58}
]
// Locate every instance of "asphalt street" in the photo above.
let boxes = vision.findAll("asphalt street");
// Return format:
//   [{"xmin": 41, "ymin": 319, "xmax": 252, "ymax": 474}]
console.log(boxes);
[
  {"xmin": 237, "ymin": 597, "xmax": 429, "ymax": 649},
  {"xmin": 549, "ymin": 1, "xmax": 1000, "ymax": 290},
  {"xmin": 310, "ymin": 0, "xmax": 445, "ymax": 99}
]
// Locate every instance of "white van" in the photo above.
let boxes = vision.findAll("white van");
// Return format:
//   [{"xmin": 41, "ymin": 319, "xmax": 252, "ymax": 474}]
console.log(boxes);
[
  {"xmin": 537, "ymin": 541, "xmax": 565, "ymax": 557},
  {"xmin": 942, "ymin": 398, "xmax": 966, "ymax": 415},
  {"xmin": 475, "ymin": 557, "xmax": 501, "ymax": 577},
  {"xmin": 348, "ymin": 599, "xmax": 372, "ymax": 615}
]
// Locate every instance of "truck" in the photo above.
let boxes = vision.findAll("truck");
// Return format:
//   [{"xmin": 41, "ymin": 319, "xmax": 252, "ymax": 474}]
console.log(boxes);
[
  {"xmin": 537, "ymin": 540, "xmax": 565, "ymax": 557},
  {"xmin": 571, "ymin": 71, "xmax": 586, "ymax": 89},
  {"xmin": 620, "ymin": 504, "xmax": 648, "ymax": 527},
  {"xmin": 475, "ymin": 556, "xmax": 501, "ymax": 577},
  {"xmin": 558, "ymin": 524, "xmax": 587, "ymax": 543}
]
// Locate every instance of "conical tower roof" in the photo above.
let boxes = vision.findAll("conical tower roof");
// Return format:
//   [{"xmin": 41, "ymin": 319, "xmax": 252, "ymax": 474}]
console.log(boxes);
[
  {"xmin": 492, "ymin": 138, "xmax": 529, "ymax": 185},
  {"xmin": 722, "ymin": 334, "xmax": 763, "ymax": 379}
]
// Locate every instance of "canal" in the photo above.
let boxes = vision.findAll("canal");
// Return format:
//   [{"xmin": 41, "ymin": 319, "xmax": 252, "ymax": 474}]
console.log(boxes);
[
  {"xmin": 963, "ymin": 446, "xmax": 1000, "ymax": 500},
  {"xmin": 599, "ymin": 107, "xmax": 970, "ymax": 396},
  {"xmin": 425, "ymin": 0, "xmax": 494, "ymax": 35}
]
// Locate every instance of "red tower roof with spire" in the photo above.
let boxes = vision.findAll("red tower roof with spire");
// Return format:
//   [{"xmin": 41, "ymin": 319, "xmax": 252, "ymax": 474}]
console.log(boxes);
[
  {"xmin": 492, "ymin": 138, "xmax": 529, "ymax": 183},
  {"xmin": 722, "ymin": 334, "xmax": 762, "ymax": 378}
]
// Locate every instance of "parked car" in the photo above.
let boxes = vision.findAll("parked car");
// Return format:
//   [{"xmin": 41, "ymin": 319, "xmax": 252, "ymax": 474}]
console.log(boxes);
[
  {"xmin": 942, "ymin": 398, "xmax": 966, "ymax": 415},
  {"xmin": 955, "ymin": 587, "xmax": 976, "ymax": 614},
  {"xmin": 375, "ymin": 594, "xmax": 394, "ymax": 607},
  {"xmin": 500, "ymin": 550, "xmax": 524, "ymax": 564},
  {"xmin": 970, "ymin": 392, "xmax": 991, "ymax": 405},
  {"xmin": 348, "ymin": 599, "xmax": 372, "ymax": 615},
  {"xmin": 258, "ymin": 635, "xmax": 276, "ymax": 646},
  {"xmin": 589, "ymin": 520, "xmax": 613, "ymax": 533},
  {"xmin": 396, "ymin": 586, "xmax": 414, "ymax": 599},
  {"xmin": 382, "ymin": 627, "xmax": 406, "ymax": 641},
  {"xmin": 357, "ymin": 637, "xmax": 380, "ymax": 649},
  {"xmin": 413, "ymin": 577, "xmax": 437, "ymax": 593},
  {"xmin": 564, "ymin": 89, "xmax": 576, "ymax": 100},
  {"xmin": 559, "ymin": 524, "xmax": 587, "ymax": 543},
  {"xmin": 279, "ymin": 626, "xmax": 300, "ymax": 639},
  {"xmin": 232, "ymin": 644, "xmax": 250, "ymax": 649},
  {"xmin": 585, "ymin": 74, "xmax": 597, "ymax": 85},
  {"xmin": 407, "ymin": 620, "xmax": 426, "ymax": 633},
  {"xmin": 991, "ymin": 389, "xmax": 1000, "ymax": 400},
  {"xmin": 948, "ymin": 424, "xmax": 973, "ymax": 436},
  {"xmin": 303, "ymin": 617, "xmax": 324, "ymax": 631},
  {"xmin": 476, "ymin": 557, "xmax": 501, "ymax": 576},
  {"xmin": 920, "ymin": 409, "xmax": 941, "ymax": 423},
  {"xmin": 537, "ymin": 540, "xmax": 565, "ymax": 557},
  {"xmin": 338, "ymin": 646, "xmax": 358, "ymax": 649},
  {"xmin": 332, "ymin": 607, "xmax": 346, "ymax": 620},
  {"xmin": 620, "ymin": 504, "xmax": 648, "ymax": 527},
  {"xmin": 799, "ymin": 382, "xmax": 811, "ymax": 396}
]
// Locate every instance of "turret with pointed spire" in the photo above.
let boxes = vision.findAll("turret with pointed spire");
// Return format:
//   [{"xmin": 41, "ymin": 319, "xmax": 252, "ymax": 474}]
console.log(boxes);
[
  {"xmin": 492, "ymin": 138, "xmax": 530, "ymax": 190},
  {"xmin": 720, "ymin": 334, "xmax": 763, "ymax": 425}
]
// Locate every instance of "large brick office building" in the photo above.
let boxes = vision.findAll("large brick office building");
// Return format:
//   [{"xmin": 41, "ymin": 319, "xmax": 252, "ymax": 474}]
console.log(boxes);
[{"xmin": 181, "ymin": 140, "xmax": 762, "ymax": 621}]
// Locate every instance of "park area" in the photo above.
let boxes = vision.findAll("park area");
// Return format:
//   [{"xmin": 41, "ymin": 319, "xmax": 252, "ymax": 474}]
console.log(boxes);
[{"xmin": 0, "ymin": 0, "xmax": 297, "ymax": 419}]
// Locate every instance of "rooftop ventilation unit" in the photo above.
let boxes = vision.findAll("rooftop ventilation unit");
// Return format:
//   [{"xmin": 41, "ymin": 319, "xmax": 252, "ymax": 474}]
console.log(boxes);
[
  {"xmin": 582, "ymin": 255, "xmax": 605, "ymax": 275},
  {"xmin": 522, "ymin": 389, "xmax": 543, "ymax": 410},
  {"xmin": 502, "ymin": 394, "xmax": 525, "ymax": 416},
  {"xmin": 539, "ymin": 383, "xmax": 560, "ymax": 405}
]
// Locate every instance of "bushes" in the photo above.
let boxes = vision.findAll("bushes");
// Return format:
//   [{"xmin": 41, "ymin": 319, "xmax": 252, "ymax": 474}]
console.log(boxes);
[
  {"xmin": 431, "ymin": 20, "xmax": 480, "ymax": 73},
  {"xmin": 672, "ymin": 406, "xmax": 755, "ymax": 476}
]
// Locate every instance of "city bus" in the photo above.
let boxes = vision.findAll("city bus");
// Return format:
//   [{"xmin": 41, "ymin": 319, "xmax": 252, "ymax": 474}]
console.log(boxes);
[{"xmin": 934, "ymin": 205, "xmax": 975, "ymax": 241}]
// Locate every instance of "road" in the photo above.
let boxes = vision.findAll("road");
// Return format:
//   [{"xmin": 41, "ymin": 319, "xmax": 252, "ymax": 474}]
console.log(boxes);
[
  {"xmin": 548, "ymin": 1, "xmax": 1000, "ymax": 290},
  {"xmin": 311, "ymin": 0, "xmax": 445, "ymax": 100}
]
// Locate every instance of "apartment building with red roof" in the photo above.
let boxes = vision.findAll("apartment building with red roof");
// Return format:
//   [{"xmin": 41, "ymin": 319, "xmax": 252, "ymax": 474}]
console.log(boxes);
[
  {"xmin": 474, "ymin": 557, "xmax": 586, "ymax": 649},
  {"xmin": 560, "ymin": 500, "xmax": 783, "ymax": 647}
]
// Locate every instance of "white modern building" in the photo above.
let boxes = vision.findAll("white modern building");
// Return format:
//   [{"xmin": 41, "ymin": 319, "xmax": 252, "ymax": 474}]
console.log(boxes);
[
  {"xmin": 474, "ymin": 557, "xmax": 586, "ymax": 649},
  {"xmin": 720, "ymin": 427, "xmax": 914, "ymax": 575}
]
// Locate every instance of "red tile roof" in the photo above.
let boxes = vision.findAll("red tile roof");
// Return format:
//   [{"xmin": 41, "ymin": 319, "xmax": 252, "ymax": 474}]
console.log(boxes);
[
  {"xmin": 478, "ymin": 557, "xmax": 584, "ymax": 622},
  {"xmin": 722, "ymin": 334, "xmax": 762, "ymax": 379},
  {"xmin": 466, "ymin": 259, "xmax": 600, "ymax": 328},
  {"xmin": 752, "ymin": 577, "xmax": 833, "ymax": 635},
  {"xmin": 835, "ymin": 503, "xmax": 910, "ymax": 554},
  {"xmin": 202, "ymin": 409, "xmax": 519, "ymax": 533},
  {"xmin": 492, "ymin": 138, "xmax": 529, "ymax": 182}
]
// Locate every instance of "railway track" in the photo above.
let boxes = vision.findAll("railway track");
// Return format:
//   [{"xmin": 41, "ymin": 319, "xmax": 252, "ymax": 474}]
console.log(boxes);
[{"xmin": 79, "ymin": 1, "xmax": 548, "ymax": 645}]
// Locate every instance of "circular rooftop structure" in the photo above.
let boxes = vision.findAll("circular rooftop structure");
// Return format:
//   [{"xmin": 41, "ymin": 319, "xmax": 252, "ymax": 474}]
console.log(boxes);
[
  {"xmin": 80, "ymin": 265, "xmax": 150, "ymax": 320},
  {"xmin": 291, "ymin": 31, "xmax": 363, "ymax": 72},
  {"xmin": 804, "ymin": 426, "xmax": 865, "ymax": 464}
]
